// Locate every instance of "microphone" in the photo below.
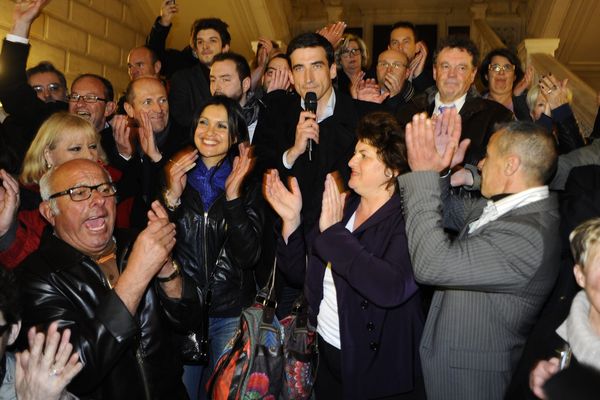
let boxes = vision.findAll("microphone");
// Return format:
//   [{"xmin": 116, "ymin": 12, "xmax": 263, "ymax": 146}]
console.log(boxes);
[{"xmin": 305, "ymin": 92, "xmax": 317, "ymax": 162}]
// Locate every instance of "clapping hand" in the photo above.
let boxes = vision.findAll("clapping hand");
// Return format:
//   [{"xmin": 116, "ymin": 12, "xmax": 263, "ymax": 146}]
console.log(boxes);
[
  {"xmin": 317, "ymin": 21, "xmax": 346, "ymax": 49},
  {"xmin": 539, "ymin": 74, "xmax": 569, "ymax": 110},
  {"xmin": 138, "ymin": 111, "xmax": 162, "ymax": 162},
  {"xmin": 432, "ymin": 108, "xmax": 469, "ymax": 168},
  {"xmin": 0, "ymin": 170, "xmax": 19, "ymax": 239},
  {"xmin": 263, "ymin": 169, "xmax": 302, "ymax": 242},
  {"xmin": 165, "ymin": 147, "xmax": 198, "ymax": 205},
  {"xmin": 110, "ymin": 115, "xmax": 135, "ymax": 158},
  {"xmin": 15, "ymin": 322, "xmax": 83, "ymax": 400},
  {"xmin": 406, "ymin": 112, "xmax": 461, "ymax": 172},
  {"xmin": 319, "ymin": 173, "xmax": 346, "ymax": 232},
  {"xmin": 409, "ymin": 41, "xmax": 428, "ymax": 79},
  {"xmin": 225, "ymin": 143, "xmax": 254, "ymax": 201}
]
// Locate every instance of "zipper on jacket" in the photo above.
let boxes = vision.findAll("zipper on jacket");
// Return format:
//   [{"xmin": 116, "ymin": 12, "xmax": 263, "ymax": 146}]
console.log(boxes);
[
  {"xmin": 203, "ymin": 211, "xmax": 209, "ymax": 283},
  {"xmin": 135, "ymin": 339, "xmax": 152, "ymax": 399}
]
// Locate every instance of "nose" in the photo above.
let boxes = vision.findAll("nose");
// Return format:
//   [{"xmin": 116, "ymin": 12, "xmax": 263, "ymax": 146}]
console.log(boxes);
[
  {"xmin": 89, "ymin": 187, "xmax": 107, "ymax": 206},
  {"xmin": 304, "ymin": 68, "xmax": 314, "ymax": 84},
  {"xmin": 348, "ymin": 152, "xmax": 358, "ymax": 168},
  {"xmin": 82, "ymin": 146, "xmax": 95, "ymax": 161}
]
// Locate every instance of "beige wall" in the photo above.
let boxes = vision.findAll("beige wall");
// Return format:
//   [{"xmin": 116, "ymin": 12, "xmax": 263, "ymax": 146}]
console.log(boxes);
[{"xmin": 0, "ymin": 0, "xmax": 148, "ymax": 96}]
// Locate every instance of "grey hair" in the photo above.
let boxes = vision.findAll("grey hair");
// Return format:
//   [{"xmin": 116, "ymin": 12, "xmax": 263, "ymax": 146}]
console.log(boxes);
[{"xmin": 39, "ymin": 167, "xmax": 60, "ymax": 214}]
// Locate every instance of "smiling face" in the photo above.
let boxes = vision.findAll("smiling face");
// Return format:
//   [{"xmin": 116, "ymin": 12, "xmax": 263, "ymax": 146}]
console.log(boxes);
[
  {"xmin": 41, "ymin": 160, "xmax": 116, "ymax": 257},
  {"xmin": 44, "ymin": 128, "xmax": 100, "ymax": 168},
  {"xmin": 289, "ymin": 46, "xmax": 336, "ymax": 102},
  {"xmin": 194, "ymin": 104, "xmax": 234, "ymax": 168},
  {"xmin": 486, "ymin": 55, "xmax": 516, "ymax": 97},
  {"xmin": 348, "ymin": 140, "xmax": 391, "ymax": 197},
  {"xmin": 68, "ymin": 76, "xmax": 113, "ymax": 132},
  {"xmin": 433, "ymin": 47, "xmax": 477, "ymax": 103},
  {"xmin": 124, "ymin": 78, "xmax": 169, "ymax": 133},
  {"xmin": 194, "ymin": 28, "xmax": 229, "ymax": 66}
]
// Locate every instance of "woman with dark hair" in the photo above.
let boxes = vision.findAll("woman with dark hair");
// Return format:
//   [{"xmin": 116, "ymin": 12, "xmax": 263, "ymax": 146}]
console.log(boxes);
[
  {"xmin": 480, "ymin": 48, "xmax": 532, "ymax": 120},
  {"xmin": 162, "ymin": 96, "xmax": 264, "ymax": 399},
  {"xmin": 264, "ymin": 111, "xmax": 425, "ymax": 399}
]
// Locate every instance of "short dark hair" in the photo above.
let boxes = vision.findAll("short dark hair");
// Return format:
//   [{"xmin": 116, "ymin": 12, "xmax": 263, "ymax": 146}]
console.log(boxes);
[
  {"xmin": 494, "ymin": 121, "xmax": 558, "ymax": 184},
  {"xmin": 26, "ymin": 61, "xmax": 67, "ymax": 90},
  {"xmin": 479, "ymin": 48, "xmax": 524, "ymax": 88},
  {"xmin": 212, "ymin": 52, "xmax": 251, "ymax": 82},
  {"xmin": 433, "ymin": 36, "xmax": 480, "ymax": 68},
  {"xmin": 356, "ymin": 111, "xmax": 408, "ymax": 190},
  {"xmin": 190, "ymin": 18, "xmax": 231, "ymax": 46},
  {"xmin": 268, "ymin": 53, "xmax": 290, "ymax": 67},
  {"xmin": 390, "ymin": 21, "xmax": 419, "ymax": 42},
  {"xmin": 287, "ymin": 32, "xmax": 335, "ymax": 66},
  {"xmin": 0, "ymin": 268, "xmax": 21, "ymax": 325},
  {"xmin": 72, "ymin": 73, "xmax": 114, "ymax": 102},
  {"xmin": 124, "ymin": 77, "xmax": 166, "ymax": 104}
]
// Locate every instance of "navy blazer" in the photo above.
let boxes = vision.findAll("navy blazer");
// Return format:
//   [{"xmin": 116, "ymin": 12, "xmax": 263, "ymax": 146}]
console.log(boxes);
[{"xmin": 277, "ymin": 192, "xmax": 424, "ymax": 399}]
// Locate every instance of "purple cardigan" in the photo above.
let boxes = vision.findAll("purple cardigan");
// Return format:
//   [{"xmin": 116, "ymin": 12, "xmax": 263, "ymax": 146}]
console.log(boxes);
[{"xmin": 277, "ymin": 192, "xmax": 424, "ymax": 399}]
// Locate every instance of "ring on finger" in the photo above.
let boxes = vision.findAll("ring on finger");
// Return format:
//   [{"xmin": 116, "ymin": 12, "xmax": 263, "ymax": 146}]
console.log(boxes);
[{"xmin": 547, "ymin": 89, "xmax": 552, "ymax": 94}]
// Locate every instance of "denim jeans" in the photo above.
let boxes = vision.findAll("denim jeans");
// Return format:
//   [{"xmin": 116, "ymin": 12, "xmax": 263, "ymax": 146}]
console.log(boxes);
[{"xmin": 182, "ymin": 316, "xmax": 239, "ymax": 400}]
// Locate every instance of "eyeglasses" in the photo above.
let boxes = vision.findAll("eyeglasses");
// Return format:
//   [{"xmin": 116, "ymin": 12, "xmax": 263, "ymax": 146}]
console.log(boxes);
[
  {"xmin": 377, "ymin": 61, "xmax": 407, "ymax": 70},
  {"xmin": 48, "ymin": 182, "xmax": 117, "ymax": 202},
  {"xmin": 341, "ymin": 48, "xmax": 361, "ymax": 58},
  {"xmin": 32, "ymin": 83, "xmax": 63, "ymax": 94},
  {"xmin": 67, "ymin": 94, "xmax": 108, "ymax": 103},
  {"xmin": 488, "ymin": 63, "xmax": 515, "ymax": 73}
]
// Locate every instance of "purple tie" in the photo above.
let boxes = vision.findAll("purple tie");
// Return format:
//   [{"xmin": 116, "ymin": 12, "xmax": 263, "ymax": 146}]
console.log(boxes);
[{"xmin": 438, "ymin": 104, "xmax": 456, "ymax": 114}]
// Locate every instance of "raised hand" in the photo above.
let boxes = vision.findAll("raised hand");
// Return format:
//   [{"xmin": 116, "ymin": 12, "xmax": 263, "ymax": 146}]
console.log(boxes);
[
  {"xmin": 225, "ymin": 142, "xmax": 254, "ymax": 201},
  {"xmin": 159, "ymin": 0, "xmax": 179, "ymax": 27},
  {"xmin": 263, "ymin": 169, "xmax": 302, "ymax": 242},
  {"xmin": 110, "ymin": 114, "xmax": 135, "ymax": 158},
  {"xmin": 16, "ymin": 322, "xmax": 83, "ymax": 400},
  {"xmin": 267, "ymin": 68, "xmax": 291, "ymax": 93},
  {"xmin": 539, "ymin": 74, "xmax": 569, "ymax": 110},
  {"xmin": 256, "ymin": 37, "xmax": 273, "ymax": 69},
  {"xmin": 0, "ymin": 170, "xmax": 20, "ymax": 239},
  {"xmin": 138, "ymin": 111, "xmax": 162, "ymax": 162},
  {"xmin": 433, "ymin": 108, "xmax": 469, "ymax": 168},
  {"xmin": 529, "ymin": 357, "xmax": 560, "ymax": 400},
  {"xmin": 406, "ymin": 113, "xmax": 456, "ymax": 172},
  {"xmin": 514, "ymin": 65, "xmax": 534, "ymax": 96},
  {"xmin": 286, "ymin": 111, "xmax": 319, "ymax": 166},
  {"xmin": 356, "ymin": 78, "xmax": 389, "ymax": 104},
  {"xmin": 319, "ymin": 173, "xmax": 346, "ymax": 232},
  {"xmin": 409, "ymin": 41, "xmax": 428, "ymax": 79},
  {"xmin": 317, "ymin": 21, "xmax": 346, "ymax": 49},
  {"xmin": 11, "ymin": 0, "xmax": 49, "ymax": 37},
  {"xmin": 165, "ymin": 147, "xmax": 198, "ymax": 205}
]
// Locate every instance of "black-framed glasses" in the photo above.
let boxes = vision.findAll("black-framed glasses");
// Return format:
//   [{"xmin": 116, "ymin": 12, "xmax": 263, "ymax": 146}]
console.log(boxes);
[
  {"xmin": 67, "ymin": 94, "xmax": 108, "ymax": 103},
  {"xmin": 341, "ymin": 48, "xmax": 361, "ymax": 58},
  {"xmin": 488, "ymin": 63, "xmax": 515, "ymax": 73},
  {"xmin": 377, "ymin": 61, "xmax": 407, "ymax": 70},
  {"xmin": 0, "ymin": 324, "xmax": 10, "ymax": 335},
  {"xmin": 32, "ymin": 83, "xmax": 63, "ymax": 94},
  {"xmin": 49, "ymin": 182, "xmax": 117, "ymax": 202}
]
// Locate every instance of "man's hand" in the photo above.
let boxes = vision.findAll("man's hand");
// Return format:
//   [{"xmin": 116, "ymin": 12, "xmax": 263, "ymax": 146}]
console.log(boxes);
[
  {"xmin": 263, "ymin": 169, "xmax": 302, "ymax": 242},
  {"xmin": 138, "ymin": 111, "xmax": 162, "ymax": 162},
  {"xmin": 383, "ymin": 72, "xmax": 403, "ymax": 98},
  {"xmin": 0, "ymin": 170, "xmax": 20, "ymax": 239},
  {"xmin": 225, "ymin": 143, "xmax": 254, "ymax": 200},
  {"xmin": 319, "ymin": 173, "xmax": 346, "ymax": 232},
  {"xmin": 409, "ymin": 41, "xmax": 428, "ymax": 79},
  {"xmin": 11, "ymin": 0, "xmax": 49, "ymax": 38},
  {"xmin": 432, "ymin": 109, "xmax": 469, "ymax": 168},
  {"xmin": 16, "ymin": 322, "xmax": 83, "ymax": 400},
  {"xmin": 159, "ymin": 0, "xmax": 178, "ymax": 27},
  {"xmin": 529, "ymin": 357, "xmax": 560, "ymax": 400},
  {"xmin": 406, "ymin": 113, "xmax": 457, "ymax": 172},
  {"xmin": 317, "ymin": 21, "xmax": 346, "ymax": 49},
  {"xmin": 110, "ymin": 115, "xmax": 135, "ymax": 158},
  {"xmin": 356, "ymin": 78, "xmax": 389, "ymax": 104},
  {"xmin": 286, "ymin": 111, "xmax": 319, "ymax": 166}
]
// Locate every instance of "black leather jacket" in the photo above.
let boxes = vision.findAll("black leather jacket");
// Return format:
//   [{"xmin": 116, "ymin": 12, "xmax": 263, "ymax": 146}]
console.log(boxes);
[
  {"xmin": 17, "ymin": 230, "xmax": 198, "ymax": 400},
  {"xmin": 168, "ymin": 181, "xmax": 264, "ymax": 317}
]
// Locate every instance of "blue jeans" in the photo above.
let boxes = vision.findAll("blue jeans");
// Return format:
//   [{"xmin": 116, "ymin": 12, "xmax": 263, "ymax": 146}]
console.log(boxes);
[{"xmin": 182, "ymin": 316, "xmax": 239, "ymax": 400}]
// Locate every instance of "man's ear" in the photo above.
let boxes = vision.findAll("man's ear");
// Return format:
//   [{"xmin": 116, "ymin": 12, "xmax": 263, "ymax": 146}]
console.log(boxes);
[
  {"xmin": 39, "ymin": 201, "xmax": 57, "ymax": 226},
  {"xmin": 242, "ymin": 76, "xmax": 251, "ymax": 94},
  {"xmin": 153, "ymin": 60, "xmax": 162, "ymax": 76},
  {"xmin": 104, "ymin": 101, "xmax": 117, "ymax": 118},
  {"xmin": 573, "ymin": 264, "xmax": 586, "ymax": 289},
  {"xmin": 505, "ymin": 155, "xmax": 521, "ymax": 176},
  {"xmin": 124, "ymin": 102, "xmax": 135, "ymax": 119},
  {"xmin": 7, "ymin": 321, "xmax": 21, "ymax": 346},
  {"xmin": 329, "ymin": 62, "xmax": 337, "ymax": 80}
]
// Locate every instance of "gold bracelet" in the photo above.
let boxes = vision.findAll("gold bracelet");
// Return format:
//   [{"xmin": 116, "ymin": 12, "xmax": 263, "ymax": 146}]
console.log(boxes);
[{"xmin": 157, "ymin": 260, "xmax": 181, "ymax": 283}]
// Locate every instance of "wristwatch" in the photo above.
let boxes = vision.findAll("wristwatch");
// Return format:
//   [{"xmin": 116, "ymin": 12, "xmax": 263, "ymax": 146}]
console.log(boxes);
[{"xmin": 157, "ymin": 259, "xmax": 181, "ymax": 283}]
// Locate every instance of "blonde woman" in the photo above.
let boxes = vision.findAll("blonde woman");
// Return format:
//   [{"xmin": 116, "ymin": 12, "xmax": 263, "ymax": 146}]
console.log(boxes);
[{"xmin": 335, "ymin": 34, "xmax": 370, "ymax": 96}]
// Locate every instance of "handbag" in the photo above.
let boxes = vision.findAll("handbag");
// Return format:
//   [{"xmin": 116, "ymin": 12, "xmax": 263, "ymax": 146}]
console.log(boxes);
[
  {"xmin": 206, "ymin": 259, "xmax": 318, "ymax": 399},
  {"xmin": 180, "ymin": 286, "xmax": 211, "ymax": 365}
]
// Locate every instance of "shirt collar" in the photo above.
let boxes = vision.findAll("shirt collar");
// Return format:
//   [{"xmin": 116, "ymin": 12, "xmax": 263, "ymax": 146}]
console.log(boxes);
[
  {"xmin": 300, "ymin": 89, "xmax": 336, "ymax": 123},
  {"xmin": 433, "ymin": 92, "xmax": 468, "ymax": 115}
]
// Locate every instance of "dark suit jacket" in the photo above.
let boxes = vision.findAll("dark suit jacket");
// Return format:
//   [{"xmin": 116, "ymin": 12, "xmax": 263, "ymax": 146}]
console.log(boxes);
[
  {"xmin": 395, "ymin": 91, "xmax": 514, "ymax": 165},
  {"xmin": 168, "ymin": 63, "xmax": 211, "ymax": 129},
  {"xmin": 398, "ymin": 171, "xmax": 561, "ymax": 400},
  {"xmin": 277, "ymin": 192, "xmax": 424, "ymax": 399}
]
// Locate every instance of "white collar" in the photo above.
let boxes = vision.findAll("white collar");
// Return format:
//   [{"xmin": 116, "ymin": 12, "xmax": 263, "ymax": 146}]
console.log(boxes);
[
  {"xmin": 433, "ymin": 92, "xmax": 468, "ymax": 115},
  {"xmin": 468, "ymin": 186, "xmax": 549, "ymax": 234},
  {"xmin": 300, "ymin": 89, "xmax": 336, "ymax": 123}
]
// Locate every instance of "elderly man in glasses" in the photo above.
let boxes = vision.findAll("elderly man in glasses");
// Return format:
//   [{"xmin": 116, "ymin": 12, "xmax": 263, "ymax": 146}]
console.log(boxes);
[
  {"xmin": 17, "ymin": 158, "xmax": 199, "ymax": 400},
  {"xmin": 374, "ymin": 48, "xmax": 415, "ymax": 113}
]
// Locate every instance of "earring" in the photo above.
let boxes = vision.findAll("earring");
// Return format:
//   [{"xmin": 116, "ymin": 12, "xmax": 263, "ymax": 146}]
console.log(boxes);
[{"xmin": 46, "ymin": 162, "xmax": 53, "ymax": 169}]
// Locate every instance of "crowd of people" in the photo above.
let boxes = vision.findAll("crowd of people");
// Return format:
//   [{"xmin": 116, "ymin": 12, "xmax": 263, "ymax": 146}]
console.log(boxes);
[{"xmin": 2, "ymin": 0, "xmax": 600, "ymax": 399}]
